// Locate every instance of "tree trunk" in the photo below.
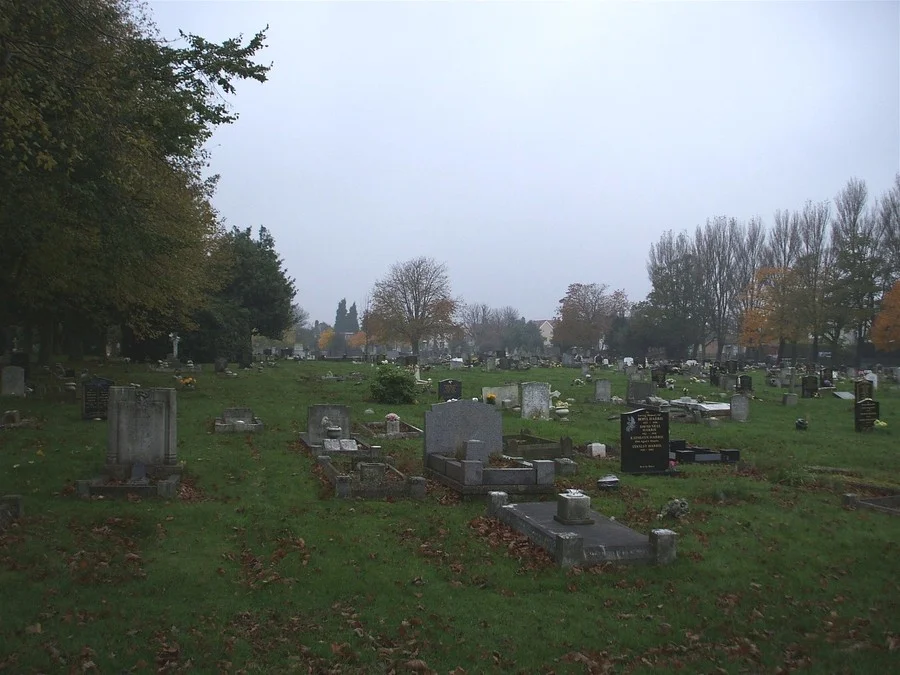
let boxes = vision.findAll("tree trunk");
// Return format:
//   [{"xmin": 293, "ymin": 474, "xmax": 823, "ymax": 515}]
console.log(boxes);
[
  {"xmin": 811, "ymin": 334, "xmax": 819, "ymax": 366},
  {"xmin": 37, "ymin": 316, "xmax": 54, "ymax": 366}
]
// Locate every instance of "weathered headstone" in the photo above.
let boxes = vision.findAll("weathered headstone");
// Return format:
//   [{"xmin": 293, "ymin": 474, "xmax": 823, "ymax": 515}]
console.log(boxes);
[
  {"xmin": 620, "ymin": 408, "xmax": 670, "ymax": 474},
  {"xmin": 9, "ymin": 353, "xmax": 29, "ymax": 384},
  {"xmin": 82, "ymin": 376, "xmax": 114, "ymax": 420},
  {"xmin": 730, "ymin": 394, "xmax": 750, "ymax": 422},
  {"xmin": 520, "ymin": 381, "xmax": 551, "ymax": 420},
  {"xmin": 1, "ymin": 366, "xmax": 25, "ymax": 397},
  {"xmin": 106, "ymin": 387, "xmax": 178, "ymax": 470},
  {"xmin": 738, "ymin": 375, "xmax": 752, "ymax": 392},
  {"xmin": 438, "ymin": 379, "xmax": 462, "ymax": 401},
  {"xmin": 594, "ymin": 379, "xmax": 612, "ymax": 402},
  {"xmin": 626, "ymin": 379, "xmax": 654, "ymax": 404},
  {"xmin": 854, "ymin": 399, "xmax": 880, "ymax": 432},
  {"xmin": 424, "ymin": 400, "xmax": 502, "ymax": 460},
  {"xmin": 214, "ymin": 357, "xmax": 229, "ymax": 373},
  {"xmin": 651, "ymin": 368, "xmax": 666, "ymax": 387},
  {"xmin": 854, "ymin": 380, "xmax": 873, "ymax": 402}
]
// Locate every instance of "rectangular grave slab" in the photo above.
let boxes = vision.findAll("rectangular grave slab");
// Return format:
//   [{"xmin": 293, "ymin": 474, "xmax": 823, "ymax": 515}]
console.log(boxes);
[
  {"xmin": 833, "ymin": 391, "xmax": 855, "ymax": 400},
  {"xmin": 487, "ymin": 494, "xmax": 676, "ymax": 567},
  {"xmin": 620, "ymin": 408, "xmax": 670, "ymax": 474}
]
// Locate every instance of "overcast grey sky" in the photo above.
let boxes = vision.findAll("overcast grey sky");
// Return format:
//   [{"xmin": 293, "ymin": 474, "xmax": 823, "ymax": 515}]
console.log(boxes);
[{"xmin": 148, "ymin": 1, "xmax": 899, "ymax": 326}]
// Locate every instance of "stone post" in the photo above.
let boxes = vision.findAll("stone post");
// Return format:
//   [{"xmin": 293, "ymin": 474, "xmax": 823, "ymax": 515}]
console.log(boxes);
[{"xmin": 650, "ymin": 529, "xmax": 678, "ymax": 565}]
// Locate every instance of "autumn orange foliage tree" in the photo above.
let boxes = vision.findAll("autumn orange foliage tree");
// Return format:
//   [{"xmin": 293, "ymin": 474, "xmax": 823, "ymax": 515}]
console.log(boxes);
[
  {"xmin": 738, "ymin": 267, "xmax": 805, "ymax": 351},
  {"xmin": 317, "ymin": 327, "xmax": 334, "ymax": 351},
  {"xmin": 872, "ymin": 281, "xmax": 900, "ymax": 352},
  {"xmin": 347, "ymin": 331, "xmax": 367, "ymax": 350}
]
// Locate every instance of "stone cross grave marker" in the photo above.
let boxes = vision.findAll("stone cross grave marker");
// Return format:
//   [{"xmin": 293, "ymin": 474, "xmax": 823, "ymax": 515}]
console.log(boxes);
[
  {"xmin": 1, "ymin": 366, "xmax": 25, "ymax": 397},
  {"xmin": 82, "ymin": 376, "xmax": 114, "ymax": 420},
  {"xmin": 854, "ymin": 398, "xmax": 880, "ymax": 432},
  {"xmin": 438, "ymin": 379, "xmax": 463, "ymax": 401},
  {"xmin": 620, "ymin": 408, "xmax": 670, "ymax": 474}
]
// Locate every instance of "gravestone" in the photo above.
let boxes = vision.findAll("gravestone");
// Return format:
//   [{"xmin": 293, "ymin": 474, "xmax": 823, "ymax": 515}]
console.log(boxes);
[
  {"xmin": 482, "ymin": 385, "xmax": 519, "ymax": 408},
  {"xmin": 520, "ymin": 382, "xmax": 551, "ymax": 420},
  {"xmin": 854, "ymin": 399, "xmax": 880, "ymax": 432},
  {"xmin": 1, "ymin": 366, "xmax": 25, "ymax": 397},
  {"xmin": 594, "ymin": 379, "xmax": 612, "ymax": 402},
  {"xmin": 651, "ymin": 369, "xmax": 666, "ymax": 387},
  {"xmin": 738, "ymin": 375, "xmax": 752, "ymax": 392},
  {"xmin": 801, "ymin": 375, "xmax": 819, "ymax": 399},
  {"xmin": 214, "ymin": 357, "xmax": 229, "ymax": 373},
  {"xmin": 424, "ymin": 400, "xmax": 503, "ymax": 460},
  {"xmin": 106, "ymin": 387, "xmax": 178, "ymax": 472},
  {"xmin": 719, "ymin": 374, "xmax": 737, "ymax": 392},
  {"xmin": 9, "ymin": 353, "xmax": 29, "ymax": 383},
  {"xmin": 620, "ymin": 408, "xmax": 670, "ymax": 474},
  {"xmin": 438, "ymin": 379, "xmax": 463, "ymax": 401},
  {"xmin": 306, "ymin": 404, "xmax": 351, "ymax": 445},
  {"xmin": 854, "ymin": 380, "xmax": 873, "ymax": 402},
  {"xmin": 626, "ymin": 379, "xmax": 654, "ymax": 404},
  {"xmin": 730, "ymin": 394, "xmax": 750, "ymax": 422},
  {"xmin": 82, "ymin": 376, "xmax": 114, "ymax": 420}
]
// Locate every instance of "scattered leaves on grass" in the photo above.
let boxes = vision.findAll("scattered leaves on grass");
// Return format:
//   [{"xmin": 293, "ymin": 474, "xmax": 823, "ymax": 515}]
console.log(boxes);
[{"xmin": 467, "ymin": 516, "xmax": 554, "ymax": 572}]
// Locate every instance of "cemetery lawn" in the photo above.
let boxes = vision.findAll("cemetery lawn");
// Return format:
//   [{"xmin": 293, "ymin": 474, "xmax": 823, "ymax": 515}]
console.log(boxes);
[{"xmin": 1, "ymin": 362, "xmax": 898, "ymax": 674}]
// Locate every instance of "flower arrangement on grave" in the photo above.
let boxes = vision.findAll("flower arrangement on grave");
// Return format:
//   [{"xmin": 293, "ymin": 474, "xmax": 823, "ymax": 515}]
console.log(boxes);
[
  {"xmin": 485, "ymin": 393, "xmax": 497, "ymax": 405},
  {"xmin": 874, "ymin": 419, "xmax": 887, "ymax": 428},
  {"xmin": 385, "ymin": 413, "xmax": 400, "ymax": 421},
  {"xmin": 180, "ymin": 376, "xmax": 196, "ymax": 390},
  {"xmin": 658, "ymin": 498, "xmax": 689, "ymax": 520}
]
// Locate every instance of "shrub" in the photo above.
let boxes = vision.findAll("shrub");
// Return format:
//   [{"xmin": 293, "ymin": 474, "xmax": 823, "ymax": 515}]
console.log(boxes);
[{"xmin": 370, "ymin": 365, "xmax": 416, "ymax": 404}]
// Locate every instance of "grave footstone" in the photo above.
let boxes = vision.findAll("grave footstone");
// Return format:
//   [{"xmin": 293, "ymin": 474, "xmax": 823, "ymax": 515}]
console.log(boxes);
[
  {"xmin": 82, "ymin": 376, "xmax": 114, "ymax": 420},
  {"xmin": 620, "ymin": 408, "xmax": 670, "ymax": 474}
]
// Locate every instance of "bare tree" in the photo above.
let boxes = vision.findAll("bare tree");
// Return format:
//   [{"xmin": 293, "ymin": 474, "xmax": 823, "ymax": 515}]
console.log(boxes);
[
  {"xmin": 553, "ymin": 283, "xmax": 629, "ymax": 351},
  {"xmin": 733, "ymin": 217, "xmax": 767, "ymax": 350},
  {"xmin": 694, "ymin": 217, "xmax": 741, "ymax": 360},
  {"xmin": 878, "ymin": 174, "xmax": 900, "ymax": 289},
  {"xmin": 369, "ymin": 256, "xmax": 458, "ymax": 356},
  {"xmin": 764, "ymin": 209, "xmax": 802, "ymax": 360},
  {"xmin": 796, "ymin": 200, "xmax": 832, "ymax": 362},
  {"xmin": 830, "ymin": 178, "xmax": 882, "ymax": 366}
]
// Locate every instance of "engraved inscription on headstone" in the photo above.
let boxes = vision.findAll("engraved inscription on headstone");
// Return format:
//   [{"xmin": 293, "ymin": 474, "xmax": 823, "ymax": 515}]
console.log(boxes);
[
  {"xmin": 82, "ymin": 377, "xmax": 114, "ymax": 420},
  {"xmin": 854, "ymin": 399, "xmax": 880, "ymax": 432},
  {"xmin": 620, "ymin": 408, "xmax": 670, "ymax": 474},
  {"xmin": 854, "ymin": 380, "xmax": 873, "ymax": 402},
  {"xmin": 438, "ymin": 379, "xmax": 462, "ymax": 401}
]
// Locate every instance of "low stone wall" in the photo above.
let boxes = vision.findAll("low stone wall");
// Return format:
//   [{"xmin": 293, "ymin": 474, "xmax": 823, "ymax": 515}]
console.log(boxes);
[{"xmin": 317, "ymin": 456, "xmax": 425, "ymax": 500}]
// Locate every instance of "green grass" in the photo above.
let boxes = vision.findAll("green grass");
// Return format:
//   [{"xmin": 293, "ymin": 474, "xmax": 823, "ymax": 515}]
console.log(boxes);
[{"xmin": 1, "ymin": 361, "xmax": 898, "ymax": 673}]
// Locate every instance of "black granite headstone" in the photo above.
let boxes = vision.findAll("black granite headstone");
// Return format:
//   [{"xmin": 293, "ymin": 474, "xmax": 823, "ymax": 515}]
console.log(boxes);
[
  {"xmin": 801, "ymin": 375, "xmax": 819, "ymax": 398},
  {"xmin": 81, "ymin": 376, "xmax": 114, "ymax": 420},
  {"xmin": 620, "ymin": 408, "xmax": 670, "ymax": 474},
  {"xmin": 738, "ymin": 375, "xmax": 752, "ymax": 392},
  {"xmin": 652, "ymin": 369, "xmax": 666, "ymax": 387},
  {"xmin": 854, "ymin": 399, "xmax": 880, "ymax": 432},
  {"xmin": 854, "ymin": 380, "xmax": 873, "ymax": 402},
  {"xmin": 438, "ymin": 379, "xmax": 462, "ymax": 401}
]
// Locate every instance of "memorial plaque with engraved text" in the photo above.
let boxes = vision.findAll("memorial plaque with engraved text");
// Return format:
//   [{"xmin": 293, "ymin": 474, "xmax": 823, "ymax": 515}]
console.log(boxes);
[{"xmin": 620, "ymin": 408, "xmax": 670, "ymax": 474}]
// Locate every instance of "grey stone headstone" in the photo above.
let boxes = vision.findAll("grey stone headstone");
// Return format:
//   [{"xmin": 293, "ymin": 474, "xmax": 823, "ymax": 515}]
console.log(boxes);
[
  {"xmin": 424, "ymin": 400, "xmax": 502, "ymax": 459},
  {"xmin": 307, "ymin": 404, "xmax": 351, "ymax": 445},
  {"xmin": 1, "ymin": 366, "xmax": 25, "ymax": 397},
  {"xmin": 107, "ymin": 387, "xmax": 178, "ymax": 467},
  {"xmin": 594, "ymin": 379, "xmax": 611, "ymax": 402},
  {"xmin": 626, "ymin": 380, "xmax": 654, "ymax": 404},
  {"xmin": 214, "ymin": 357, "xmax": 229, "ymax": 373},
  {"xmin": 520, "ymin": 381, "xmax": 551, "ymax": 420},
  {"xmin": 730, "ymin": 394, "xmax": 750, "ymax": 422}
]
